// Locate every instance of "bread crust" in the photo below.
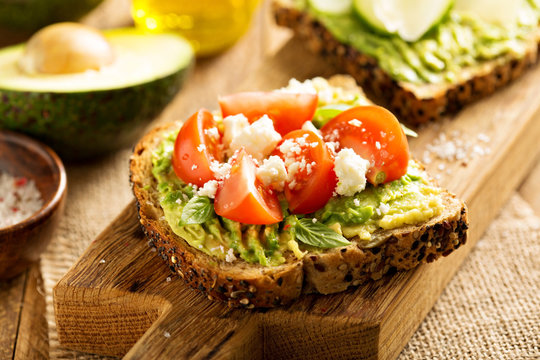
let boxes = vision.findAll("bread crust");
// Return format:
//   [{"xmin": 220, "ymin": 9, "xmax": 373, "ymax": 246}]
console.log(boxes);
[
  {"xmin": 130, "ymin": 77, "xmax": 468, "ymax": 308},
  {"xmin": 273, "ymin": 0, "xmax": 540, "ymax": 124}
]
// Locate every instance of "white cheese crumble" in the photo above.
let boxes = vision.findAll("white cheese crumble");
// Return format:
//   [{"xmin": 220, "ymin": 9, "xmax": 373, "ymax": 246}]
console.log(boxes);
[
  {"xmin": 378, "ymin": 203, "xmax": 390, "ymax": 215},
  {"xmin": 230, "ymin": 115, "xmax": 282, "ymax": 161},
  {"xmin": 197, "ymin": 180, "xmax": 219, "ymax": 199},
  {"xmin": 348, "ymin": 119, "xmax": 362, "ymax": 127},
  {"xmin": 334, "ymin": 148, "xmax": 369, "ymax": 196},
  {"xmin": 280, "ymin": 77, "xmax": 367, "ymax": 106},
  {"xmin": 209, "ymin": 160, "xmax": 232, "ymax": 180},
  {"xmin": 223, "ymin": 114, "xmax": 249, "ymax": 148},
  {"xmin": 277, "ymin": 135, "xmax": 319, "ymax": 190},
  {"xmin": 301, "ymin": 121, "xmax": 322, "ymax": 137},
  {"xmin": 204, "ymin": 127, "xmax": 220, "ymax": 140},
  {"xmin": 256, "ymin": 155, "xmax": 288, "ymax": 191},
  {"xmin": 225, "ymin": 248, "xmax": 237, "ymax": 263}
]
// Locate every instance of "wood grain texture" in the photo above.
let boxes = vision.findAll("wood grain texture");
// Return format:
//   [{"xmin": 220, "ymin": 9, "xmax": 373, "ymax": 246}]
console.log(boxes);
[
  {"xmin": 0, "ymin": 273, "xmax": 25, "ymax": 359},
  {"xmin": 14, "ymin": 263, "xmax": 49, "ymax": 360},
  {"xmin": 519, "ymin": 155, "xmax": 540, "ymax": 216},
  {"xmin": 0, "ymin": 263, "xmax": 49, "ymax": 360},
  {"xmin": 53, "ymin": 32, "xmax": 540, "ymax": 359}
]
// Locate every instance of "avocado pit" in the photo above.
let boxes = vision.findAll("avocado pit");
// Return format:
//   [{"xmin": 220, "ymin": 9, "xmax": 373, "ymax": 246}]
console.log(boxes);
[{"xmin": 18, "ymin": 22, "xmax": 115, "ymax": 75}]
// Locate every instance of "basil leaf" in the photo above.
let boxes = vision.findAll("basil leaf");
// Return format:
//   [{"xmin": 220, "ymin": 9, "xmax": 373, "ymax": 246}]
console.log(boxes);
[
  {"xmin": 180, "ymin": 196, "xmax": 214, "ymax": 225},
  {"xmin": 294, "ymin": 218, "xmax": 350, "ymax": 248},
  {"xmin": 312, "ymin": 104, "xmax": 353, "ymax": 128}
]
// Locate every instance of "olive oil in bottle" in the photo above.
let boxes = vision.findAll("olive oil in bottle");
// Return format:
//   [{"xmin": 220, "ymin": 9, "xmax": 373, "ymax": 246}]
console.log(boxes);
[{"xmin": 132, "ymin": 0, "xmax": 259, "ymax": 56}]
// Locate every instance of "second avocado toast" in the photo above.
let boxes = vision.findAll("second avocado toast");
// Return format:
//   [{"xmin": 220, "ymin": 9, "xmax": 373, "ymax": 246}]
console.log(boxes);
[{"xmin": 274, "ymin": 0, "xmax": 540, "ymax": 124}]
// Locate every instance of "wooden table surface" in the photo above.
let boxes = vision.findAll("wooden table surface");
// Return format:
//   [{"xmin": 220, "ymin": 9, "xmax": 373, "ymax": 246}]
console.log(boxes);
[{"xmin": 1, "ymin": 0, "xmax": 540, "ymax": 359}]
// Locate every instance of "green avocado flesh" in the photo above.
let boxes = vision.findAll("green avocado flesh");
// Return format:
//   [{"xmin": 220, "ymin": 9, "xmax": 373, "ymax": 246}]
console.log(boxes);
[
  {"xmin": 299, "ymin": 0, "xmax": 539, "ymax": 84},
  {"xmin": 0, "ymin": 29, "xmax": 193, "ymax": 160},
  {"xmin": 152, "ymin": 132, "xmax": 443, "ymax": 267}
]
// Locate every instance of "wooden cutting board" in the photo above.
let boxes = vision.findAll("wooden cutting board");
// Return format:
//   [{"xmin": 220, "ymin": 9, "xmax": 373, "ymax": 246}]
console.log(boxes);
[{"xmin": 53, "ymin": 37, "xmax": 540, "ymax": 360}]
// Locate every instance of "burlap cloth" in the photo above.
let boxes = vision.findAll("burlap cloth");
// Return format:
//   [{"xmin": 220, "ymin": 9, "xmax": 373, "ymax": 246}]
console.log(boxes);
[{"xmin": 41, "ymin": 148, "xmax": 540, "ymax": 359}]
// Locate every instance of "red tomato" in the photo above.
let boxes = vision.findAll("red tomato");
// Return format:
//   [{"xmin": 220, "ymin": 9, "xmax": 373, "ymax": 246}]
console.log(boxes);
[
  {"xmin": 273, "ymin": 130, "xmax": 337, "ymax": 214},
  {"xmin": 321, "ymin": 106, "xmax": 409, "ymax": 185},
  {"xmin": 214, "ymin": 149, "xmax": 283, "ymax": 225},
  {"xmin": 218, "ymin": 91, "xmax": 318, "ymax": 136},
  {"xmin": 172, "ymin": 109, "xmax": 223, "ymax": 187}
]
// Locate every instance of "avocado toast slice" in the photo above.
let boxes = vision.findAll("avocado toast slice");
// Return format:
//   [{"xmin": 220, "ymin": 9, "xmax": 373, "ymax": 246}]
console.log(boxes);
[
  {"xmin": 129, "ymin": 76, "xmax": 468, "ymax": 308},
  {"xmin": 273, "ymin": 0, "xmax": 540, "ymax": 124}
]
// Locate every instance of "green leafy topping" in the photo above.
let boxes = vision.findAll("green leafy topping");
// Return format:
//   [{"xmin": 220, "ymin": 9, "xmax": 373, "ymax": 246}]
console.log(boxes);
[
  {"xmin": 180, "ymin": 196, "xmax": 214, "ymax": 225},
  {"xmin": 312, "ymin": 104, "xmax": 353, "ymax": 127},
  {"xmin": 294, "ymin": 217, "xmax": 351, "ymax": 248}
]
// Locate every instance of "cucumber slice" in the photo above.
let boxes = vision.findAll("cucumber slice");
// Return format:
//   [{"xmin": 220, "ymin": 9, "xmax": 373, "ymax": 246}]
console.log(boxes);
[
  {"xmin": 309, "ymin": 0, "xmax": 352, "ymax": 15},
  {"xmin": 353, "ymin": 0, "xmax": 454, "ymax": 42}
]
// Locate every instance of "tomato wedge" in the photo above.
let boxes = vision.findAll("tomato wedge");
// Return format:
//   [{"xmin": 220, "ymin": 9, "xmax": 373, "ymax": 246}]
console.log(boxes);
[
  {"xmin": 218, "ymin": 91, "xmax": 318, "ymax": 136},
  {"xmin": 273, "ymin": 130, "xmax": 337, "ymax": 214},
  {"xmin": 321, "ymin": 105, "xmax": 409, "ymax": 185},
  {"xmin": 214, "ymin": 149, "xmax": 283, "ymax": 225},
  {"xmin": 172, "ymin": 109, "xmax": 223, "ymax": 187}
]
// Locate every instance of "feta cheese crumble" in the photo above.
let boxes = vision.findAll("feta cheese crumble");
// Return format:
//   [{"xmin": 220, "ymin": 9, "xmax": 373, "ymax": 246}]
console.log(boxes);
[
  {"xmin": 204, "ymin": 127, "xmax": 220, "ymax": 140},
  {"xmin": 197, "ymin": 180, "xmax": 219, "ymax": 199},
  {"xmin": 256, "ymin": 155, "xmax": 288, "ymax": 191},
  {"xmin": 280, "ymin": 77, "xmax": 368, "ymax": 106},
  {"xmin": 223, "ymin": 114, "xmax": 249, "ymax": 148},
  {"xmin": 301, "ymin": 121, "xmax": 322, "ymax": 137},
  {"xmin": 334, "ymin": 148, "xmax": 369, "ymax": 196},
  {"xmin": 277, "ymin": 136, "xmax": 318, "ymax": 190},
  {"xmin": 225, "ymin": 248, "xmax": 237, "ymax": 263},
  {"xmin": 229, "ymin": 115, "xmax": 282, "ymax": 161},
  {"xmin": 348, "ymin": 119, "xmax": 362, "ymax": 127},
  {"xmin": 210, "ymin": 160, "xmax": 232, "ymax": 180}
]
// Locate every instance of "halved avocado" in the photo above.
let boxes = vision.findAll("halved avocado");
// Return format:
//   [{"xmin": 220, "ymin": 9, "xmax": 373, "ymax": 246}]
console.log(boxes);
[{"xmin": 0, "ymin": 28, "xmax": 193, "ymax": 160}]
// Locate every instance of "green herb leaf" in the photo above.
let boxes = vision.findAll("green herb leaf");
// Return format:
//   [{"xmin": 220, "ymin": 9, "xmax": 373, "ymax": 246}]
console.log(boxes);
[
  {"xmin": 180, "ymin": 196, "xmax": 214, "ymax": 225},
  {"xmin": 294, "ymin": 217, "xmax": 351, "ymax": 248},
  {"xmin": 313, "ymin": 104, "xmax": 353, "ymax": 128}
]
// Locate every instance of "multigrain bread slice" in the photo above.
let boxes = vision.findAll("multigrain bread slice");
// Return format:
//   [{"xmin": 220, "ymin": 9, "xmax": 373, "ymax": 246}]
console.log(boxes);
[
  {"xmin": 130, "ymin": 124, "xmax": 304, "ymax": 308},
  {"xmin": 130, "ymin": 77, "xmax": 468, "ymax": 308},
  {"xmin": 273, "ymin": 0, "xmax": 540, "ymax": 125}
]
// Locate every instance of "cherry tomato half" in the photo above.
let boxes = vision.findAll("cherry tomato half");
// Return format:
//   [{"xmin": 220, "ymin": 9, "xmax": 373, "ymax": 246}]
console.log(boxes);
[
  {"xmin": 172, "ymin": 109, "xmax": 223, "ymax": 187},
  {"xmin": 273, "ymin": 130, "xmax": 337, "ymax": 214},
  {"xmin": 214, "ymin": 149, "xmax": 283, "ymax": 225},
  {"xmin": 218, "ymin": 91, "xmax": 318, "ymax": 136},
  {"xmin": 321, "ymin": 106, "xmax": 409, "ymax": 185}
]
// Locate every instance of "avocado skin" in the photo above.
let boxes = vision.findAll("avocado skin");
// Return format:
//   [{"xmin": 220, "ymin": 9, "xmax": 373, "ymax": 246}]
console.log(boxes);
[
  {"xmin": 0, "ymin": 64, "xmax": 192, "ymax": 160},
  {"xmin": 0, "ymin": 0, "xmax": 103, "ymax": 31}
]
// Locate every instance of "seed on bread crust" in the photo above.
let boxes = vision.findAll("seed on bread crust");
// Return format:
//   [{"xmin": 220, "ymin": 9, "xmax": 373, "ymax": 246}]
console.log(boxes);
[{"xmin": 272, "ymin": 0, "xmax": 540, "ymax": 125}]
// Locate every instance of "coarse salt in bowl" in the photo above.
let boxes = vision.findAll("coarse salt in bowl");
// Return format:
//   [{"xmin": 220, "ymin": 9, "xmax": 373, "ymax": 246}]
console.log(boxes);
[
  {"xmin": 0, "ymin": 130, "xmax": 66, "ymax": 279},
  {"xmin": 0, "ymin": 172, "xmax": 44, "ymax": 228}
]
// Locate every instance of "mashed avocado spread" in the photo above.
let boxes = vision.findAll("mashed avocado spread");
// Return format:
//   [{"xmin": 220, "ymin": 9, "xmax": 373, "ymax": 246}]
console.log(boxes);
[
  {"xmin": 297, "ymin": 0, "xmax": 540, "ymax": 84},
  {"xmin": 152, "ymin": 131, "xmax": 443, "ymax": 266}
]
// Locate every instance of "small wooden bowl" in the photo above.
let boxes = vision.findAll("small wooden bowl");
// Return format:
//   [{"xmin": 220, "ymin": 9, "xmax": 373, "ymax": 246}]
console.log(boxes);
[{"xmin": 0, "ymin": 130, "xmax": 66, "ymax": 279}]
